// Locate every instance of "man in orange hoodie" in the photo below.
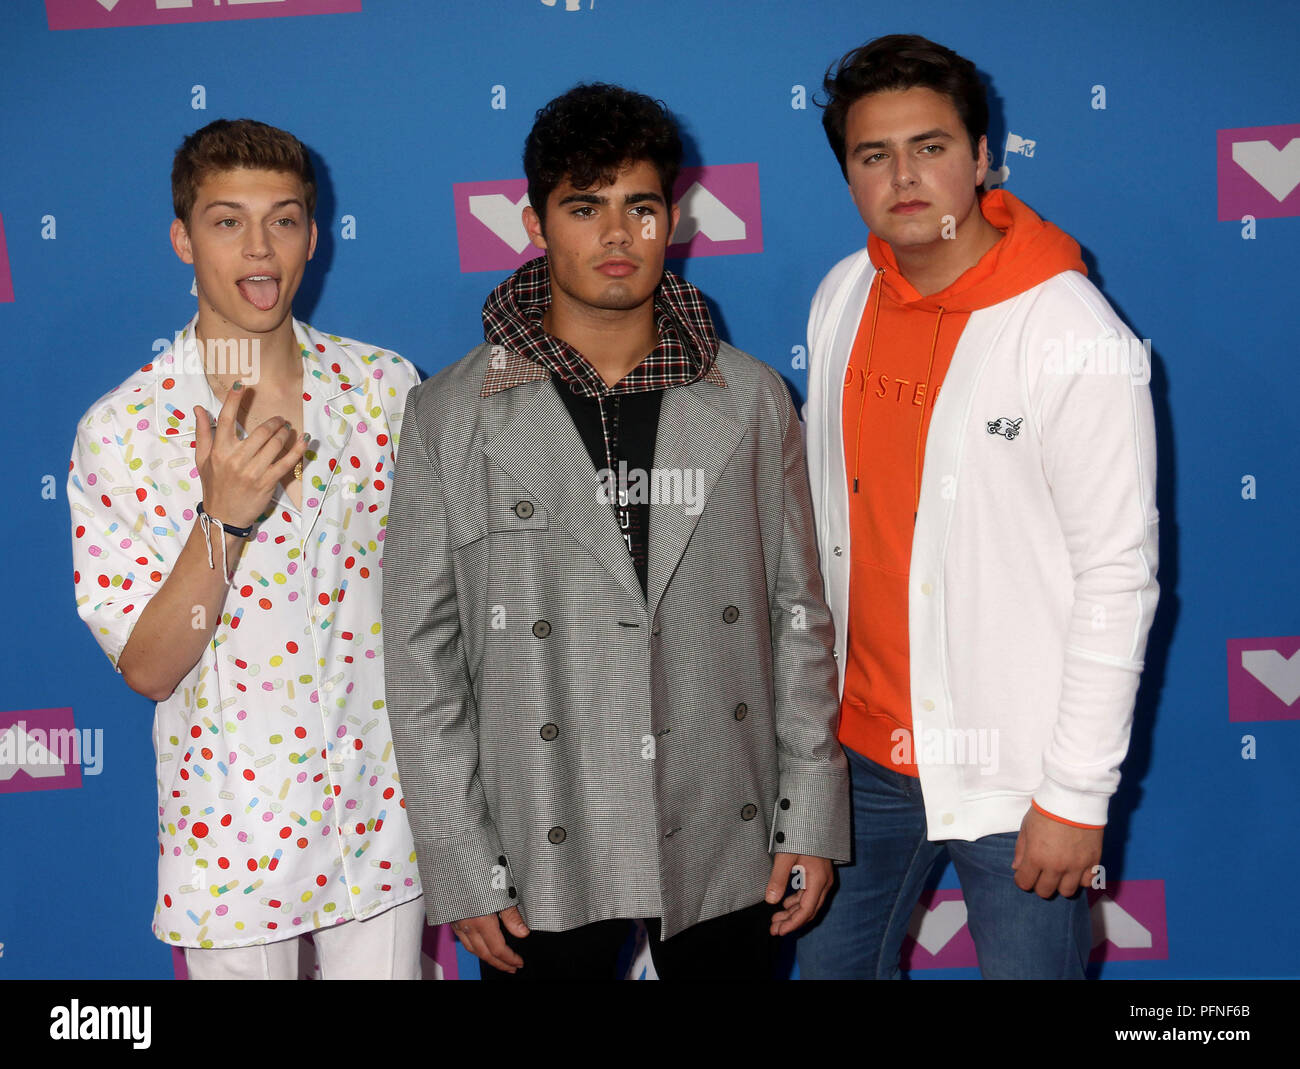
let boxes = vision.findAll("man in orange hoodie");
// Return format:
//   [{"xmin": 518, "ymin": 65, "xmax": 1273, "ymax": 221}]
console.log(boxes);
[{"xmin": 798, "ymin": 34, "xmax": 1159, "ymax": 978}]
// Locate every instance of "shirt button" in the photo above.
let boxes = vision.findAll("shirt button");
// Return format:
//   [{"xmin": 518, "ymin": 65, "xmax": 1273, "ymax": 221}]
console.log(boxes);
[
  {"xmin": 740, "ymin": 803, "xmax": 757, "ymax": 821},
  {"xmin": 941, "ymin": 812, "xmax": 955, "ymax": 826},
  {"xmin": 734, "ymin": 702, "xmax": 748, "ymax": 721},
  {"xmin": 921, "ymin": 582, "xmax": 934, "ymax": 596},
  {"xmin": 547, "ymin": 826, "xmax": 566, "ymax": 845},
  {"xmin": 514, "ymin": 500, "xmax": 534, "ymax": 519},
  {"xmin": 722, "ymin": 605, "xmax": 740, "ymax": 624},
  {"xmin": 539, "ymin": 723, "xmax": 558, "ymax": 741},
  {"xmin": 780, "ymin": 798, "xmax": 791, "ymax": 810},
  {"xmin": 832, "ymin": 650, "xmax": 839, "ymax": 660},
  {"xmin": 920, "ymin": 699, "xmax": 935, "ymax": 711},
  {"xmin": 532, "ymin": 619, "xmax": 551, "ymax": 638}
]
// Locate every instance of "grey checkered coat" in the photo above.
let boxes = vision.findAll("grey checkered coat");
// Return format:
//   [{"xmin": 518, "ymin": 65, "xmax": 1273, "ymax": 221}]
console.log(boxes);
[{"xmin": 383, "ymin": 342, "xmax": 849, "ymax": 939}]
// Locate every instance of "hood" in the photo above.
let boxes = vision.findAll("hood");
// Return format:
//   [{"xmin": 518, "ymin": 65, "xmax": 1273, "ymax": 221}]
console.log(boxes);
[
  {"xmin": 481, "ymin": 254, "xmax": 720, "ymax": 395},
  {"xmin": 867, "ymin": 189, "xmax": 1087, "ymax": 312}
]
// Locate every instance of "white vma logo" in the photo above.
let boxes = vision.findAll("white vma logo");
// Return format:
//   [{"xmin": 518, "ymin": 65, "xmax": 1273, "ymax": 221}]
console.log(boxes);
[
  {"xmin": 907, "ymin": 899, "xmax": 967, "ymax": 954},
  {"xmin": 1091, "ymin": 897, "xmax": 1152, "ymax": 949},
  {"xmin": 0, "ymin": 724, "xmax": 66, "ymax": 781},
  {"xmin": 1241, "ymin": 648, "xmax": 1300, "ymax": 705},
  {"xmin": 672, "ymin": 182, "xmax": 746, "ymax": 243},
  {"xmin": 1232, "ymin": 138, "xmax": 1300, "ymax": 202},
  {"xmin": 469, "ymin": 193, "xmax": 531, "ymax": 253}
]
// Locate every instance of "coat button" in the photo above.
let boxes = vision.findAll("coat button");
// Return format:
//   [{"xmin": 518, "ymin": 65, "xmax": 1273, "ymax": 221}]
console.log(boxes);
[
  {"xmin": 775, "ymin": 832, "xmax": 786, "ymax": 844},
  {"xmin": 780, "ymin": 798, "xmax": 790, "ymax": 810},
  {"xmin": 740, "ymin": 803, "xmax": 757, "ymax": 821},
  {"xmin": 540, "ymin": 723, "xmax": 558, "ymax": 741},
  {"xmin": 514, "ymin": 500, "xmax": 534, "ymax": 519},
  {"xmin": 508, "ymin": 886, "xmax": 517, "ymax": 898},
  {"xmin": 734, "ymin": 702, "xmax": 748, "ymax": 721},
  {"xmin": 833, "ymin": 546, "xmax": 842, "ymax": 556},
  {"xmin": 532, "ymin": 619, "xmax": 551, "ymax": 638},
  {"xmin": 497, "ymin": 855, "xmax": 507, "ymax": 866},
  {"xmin": 548, "ymin": 826, "xmax": 567, "ymax": 844},
  {"xmin": 652, "ymin": 624, "xmax": 661, "ymax": 637},
  {"xmin": 722, "ymin": 605, "xmax": 740, "ymax": 624}
]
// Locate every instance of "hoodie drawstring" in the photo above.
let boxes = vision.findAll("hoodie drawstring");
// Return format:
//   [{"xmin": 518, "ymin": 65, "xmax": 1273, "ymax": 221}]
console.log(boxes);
[{"xmin": 850, "ymin": 268, "xmax": 943, "ymax": 517}]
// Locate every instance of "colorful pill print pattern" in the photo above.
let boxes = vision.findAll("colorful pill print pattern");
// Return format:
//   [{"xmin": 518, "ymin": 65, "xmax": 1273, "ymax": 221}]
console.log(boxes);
[{"xmin": 68, "ymin": 318, "xmax": 423, "ymax": 948}]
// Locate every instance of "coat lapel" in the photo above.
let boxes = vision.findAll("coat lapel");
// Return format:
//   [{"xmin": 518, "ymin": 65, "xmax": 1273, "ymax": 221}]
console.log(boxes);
[
  {"xmin": 483, "ymin": 379, "xmax": 645, "ymax": 608},
  {"xmin": 646, "ymin": 381, "xmax": 744, "ymax": 620},
  {"xmin": 298, "ymin": 324, "xmax": 358, "ymax": 542}
]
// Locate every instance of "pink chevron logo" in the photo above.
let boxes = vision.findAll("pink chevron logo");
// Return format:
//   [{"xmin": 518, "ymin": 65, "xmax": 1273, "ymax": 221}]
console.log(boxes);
[
  {"xmin": 0, "ymin": 213, "xmax": 13, "ymax": 303},
  {"xmin": 0, "ymin": 708, "xmax": 87, "ymax": 794},
  {"xmin": 46, "ymin": 0, "xmax": 361, "ymax": 31},
  {"xmin": 1228, "ymin": 636, "xmax": 1300, "ymax": 720},
  {"xmin": 900, "ymin": 879, "xmax": 1168, "ymax": 969},
  {"xmin": 453, "ymin": 164, "xmax": 763, "ymax": 273},
  {"xmin": 1217, "ymin": 123, "xmax": 1300, "ymax": 220}
]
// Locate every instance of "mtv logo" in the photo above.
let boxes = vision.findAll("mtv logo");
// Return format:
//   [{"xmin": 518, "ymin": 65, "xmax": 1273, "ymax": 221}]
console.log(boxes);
[
  {"xmin": 1005, "ymin": 133, "xmax": 1037, "ymax": 158},
  {"xmin": 420, "ymin": 922, "xmax": 460, "ymax": 980},
  {"xmin": 902, "ymin": 879, "xmax": 1168, "ymax": 969},
  {"xmin": 46, "ymin": 0, "xmax": 362, "ymax": 32},
  {"xmin": 452, "ymin": 179, "xmax": 536, "ymax": 274},
  {"xmin": 452, "ymin": 164, "xmax": 763, "ymax": 273},
  {"xmin": 668, "ymin": 164, "xmax": 763, "ymax": 258},
  {"xmin": 0, "ymin": 213, "xmax": 12, "ymax": 303},
  {"xmin": 900, "ymin": 889, "xmax": 980, "ymax": 970},
  {"xmin": 1088, "ymin": 880, "xmax": 1168, "ymax": 962},
  {"xmin": 1217, "ymin": 123, "xmax": 1300, "ymax": 220},
  {"xmin": 1228, "ymin": 636, "xmax": 1300, "ymax": 720},
  {"xmin": 0, "ymin": 708, "xmax": 84, "ymax": 794}
]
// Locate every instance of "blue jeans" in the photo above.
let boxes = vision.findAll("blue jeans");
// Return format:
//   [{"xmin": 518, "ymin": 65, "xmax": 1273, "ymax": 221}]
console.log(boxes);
[{"xmin": 797, "ymin": 747, "xmax": 1091, "ymax": 979}]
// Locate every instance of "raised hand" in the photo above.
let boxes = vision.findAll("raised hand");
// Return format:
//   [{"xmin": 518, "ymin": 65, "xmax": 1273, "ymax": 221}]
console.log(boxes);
[{"xmin": 194, "ymin": 382, "xmax": 308, "ymax": 528}]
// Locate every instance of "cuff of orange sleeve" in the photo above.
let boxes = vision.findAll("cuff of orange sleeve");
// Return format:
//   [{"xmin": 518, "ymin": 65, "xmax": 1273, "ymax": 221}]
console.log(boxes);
[{"xmin": 1032, "ymin": 799, "xmax": 1104, "ymax": 830}]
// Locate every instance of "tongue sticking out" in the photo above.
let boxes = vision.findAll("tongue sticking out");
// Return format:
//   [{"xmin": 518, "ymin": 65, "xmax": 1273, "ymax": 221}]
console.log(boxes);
[{"xmin": 237, "ymin": 277, "xmax": 279, "ymax": 311}]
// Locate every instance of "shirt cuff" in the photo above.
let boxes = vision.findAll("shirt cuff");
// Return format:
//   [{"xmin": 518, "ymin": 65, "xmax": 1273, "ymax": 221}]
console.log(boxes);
[{"xmin": 1031, "ymin": 799, "xmax": 1104, "ymax": 830}]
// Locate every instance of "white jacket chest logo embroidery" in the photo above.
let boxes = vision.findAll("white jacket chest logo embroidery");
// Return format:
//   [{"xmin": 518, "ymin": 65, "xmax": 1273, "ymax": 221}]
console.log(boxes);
[{"xmin": 986, "ymin": 417, "xmax": 1023, "ymax": 440}]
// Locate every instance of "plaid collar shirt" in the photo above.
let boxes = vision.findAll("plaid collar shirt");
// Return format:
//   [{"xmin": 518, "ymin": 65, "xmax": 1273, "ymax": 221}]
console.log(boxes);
[{"xmin": 480, "ymin": 255, "xmax": 727, "ymax": 402}]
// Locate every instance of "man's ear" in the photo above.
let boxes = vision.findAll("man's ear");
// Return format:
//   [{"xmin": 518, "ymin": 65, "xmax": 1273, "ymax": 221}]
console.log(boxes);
[
  {"xmin": 667, "ymin": 202, "xmax": 681, "ymax": 246},
  {"xmin": 307, "ymin": 218, "xmax": 318, "ymax": 261},
  {"xmin": 523, "ymin": 204, "xmax": 547, "ymax": 251},
  {"xmin": 170, "ymin": 218, "xmax": 194, "ymax": 265},
  {"xmin": 974, "ymin": 134, "xmax": 990, "ymax": 188}
]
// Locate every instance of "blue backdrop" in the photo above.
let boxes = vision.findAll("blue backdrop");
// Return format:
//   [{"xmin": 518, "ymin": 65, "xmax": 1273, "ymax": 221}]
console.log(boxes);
[{"xmin": 1, "ymin": 0, "xmax": 1297, "ymax": 980}]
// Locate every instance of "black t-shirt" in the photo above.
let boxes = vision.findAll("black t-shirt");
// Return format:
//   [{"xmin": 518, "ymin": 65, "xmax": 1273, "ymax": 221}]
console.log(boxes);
[{"xmin": 554, "ymin": 378, "xmax": 664, "ymax": 598}]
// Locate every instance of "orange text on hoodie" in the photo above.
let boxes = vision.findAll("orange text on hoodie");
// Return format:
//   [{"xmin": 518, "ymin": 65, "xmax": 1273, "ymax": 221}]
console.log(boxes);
[{"xmin": 839, "ymin": 189, "xmax": 1087, "ymax": 784}]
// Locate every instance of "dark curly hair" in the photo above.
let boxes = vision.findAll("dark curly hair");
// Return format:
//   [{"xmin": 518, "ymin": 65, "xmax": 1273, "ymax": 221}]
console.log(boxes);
[
  {"xmin": 172, "ymin": 118, "xmax": 316, "ymax": 224},
  {"xmin": 523, "ymin": 83, "xmax": 682, "ymax": 227},
  {"xmin": 820, "ymin": 34, "xmax": 988, "ymax": 180}
]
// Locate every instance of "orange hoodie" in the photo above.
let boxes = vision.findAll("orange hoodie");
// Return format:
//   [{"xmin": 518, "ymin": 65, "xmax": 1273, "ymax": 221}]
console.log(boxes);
[{"xmin": 839, "ymin": 190, "xmax": 1087, "ymax": 777}]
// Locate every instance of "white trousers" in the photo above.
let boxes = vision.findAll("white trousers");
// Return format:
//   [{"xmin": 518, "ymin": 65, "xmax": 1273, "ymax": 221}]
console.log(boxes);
[{"xmin": 184, "ymin": 897, "xmax": 425, "ymax": 980}]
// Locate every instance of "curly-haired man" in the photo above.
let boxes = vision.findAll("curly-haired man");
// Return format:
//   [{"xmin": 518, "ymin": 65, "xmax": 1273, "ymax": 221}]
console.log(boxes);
[{"xmin": 383, "ymin": 84, "xmax": 849, "ymax": 980}]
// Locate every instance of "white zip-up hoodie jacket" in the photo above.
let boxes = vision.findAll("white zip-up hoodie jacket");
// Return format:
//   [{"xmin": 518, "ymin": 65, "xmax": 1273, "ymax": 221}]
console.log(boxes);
[{"xmin": 804, "ymin": 208, "xmax": 1159, "ymax": 841}]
